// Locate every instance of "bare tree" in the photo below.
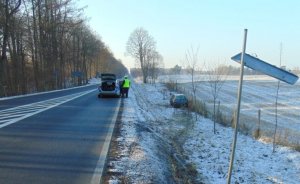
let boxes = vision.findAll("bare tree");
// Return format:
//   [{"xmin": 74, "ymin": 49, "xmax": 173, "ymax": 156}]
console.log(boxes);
[
  {"xmin": 170, "ymin": 64, "xmax": 182, "ymax": 75},
  {"xmin": 148, "ymin": 50, "xmax": 163, "ymax": 84},
  {"xmin": 0, "ymin": 0, "xmax": 127, "ymax": 97},
  {"xmin": 185, "ymin": 46, "xmax": 200, "ymax": 107},
  {"xmin": 167, "ymin": 65, "xmax": 182, "ymax": 89},
  {"xmin": 126, "ymin": 27, "xmax": 156, "ymax": 83},
  {"xmin": 206, "ymin": 62, "xmax": 229, "ymax": 134},
  {"xmin": 0, "ymin": 0, "xmax": 22, "ymax": 96}
]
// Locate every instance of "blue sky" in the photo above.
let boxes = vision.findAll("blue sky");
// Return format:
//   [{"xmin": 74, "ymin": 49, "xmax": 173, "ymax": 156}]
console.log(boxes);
[{"xmin": 78, "ymin": 0, "xmax": 300, "ymax": 69}]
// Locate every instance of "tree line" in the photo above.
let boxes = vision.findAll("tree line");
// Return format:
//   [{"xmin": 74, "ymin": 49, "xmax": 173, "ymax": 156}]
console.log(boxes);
[{"xmin": 0, "ymin": 0, "xmax": 127, "ymax": 97}]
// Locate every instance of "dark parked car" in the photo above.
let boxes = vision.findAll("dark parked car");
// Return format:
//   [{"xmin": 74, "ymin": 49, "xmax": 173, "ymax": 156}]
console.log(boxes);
[
  {"xmin": 98, "ymin": 73, "xmax": 121, "ymax": 97},
  {"xmin": 170, "ymin": 94, "xmax": 188, "ymax": 108}
]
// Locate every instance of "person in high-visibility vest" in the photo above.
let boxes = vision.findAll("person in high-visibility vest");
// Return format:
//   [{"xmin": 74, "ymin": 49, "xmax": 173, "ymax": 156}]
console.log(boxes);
[{"xmin": 122, "ymin": 76, "xmax": 131, "ymax": 98}]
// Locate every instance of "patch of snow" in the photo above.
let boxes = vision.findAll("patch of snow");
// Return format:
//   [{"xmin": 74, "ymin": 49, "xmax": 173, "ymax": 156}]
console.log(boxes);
[
  {"xmin": 161, "ymin": 74, "xmax": 300, "ymax": 145},
  {"xmin": 184, "ymin": 114, "xmax": 300, "ymax": 183},
  {"xmin": 107, "ymin": 79, "xmax": 300, "ymax": 183},
  {"xmin": 88, "ymin": 77, "xmax": 100, "ymax": 84},
  {"xmin": 107, "ymin": 82, "xmax": 174, "ymax": 183},
  {"xmin": 158, "ymin": 74, "xmax": 277, "ymax": 83}
]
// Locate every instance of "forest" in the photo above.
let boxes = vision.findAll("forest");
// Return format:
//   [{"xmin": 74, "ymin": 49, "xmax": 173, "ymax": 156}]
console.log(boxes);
[{"xmin": 0, "ymin": 0, "xmax": 127, "ymax": 97}]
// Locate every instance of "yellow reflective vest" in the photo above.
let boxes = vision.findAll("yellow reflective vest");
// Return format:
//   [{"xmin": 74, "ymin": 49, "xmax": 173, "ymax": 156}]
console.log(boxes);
[{"xmin": 123, "ymin": 79, "xmax": 130, "ymax": 88}]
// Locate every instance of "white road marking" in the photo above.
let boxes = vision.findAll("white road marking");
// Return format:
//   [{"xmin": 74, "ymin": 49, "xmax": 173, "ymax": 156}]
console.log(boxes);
[
  {"xmin": 90, "ymin": 99, "xmax": 121, "ymax": 184},
  {"xmin": 0, "ymin": 89, "xmax": 95, "ymax": 128}
]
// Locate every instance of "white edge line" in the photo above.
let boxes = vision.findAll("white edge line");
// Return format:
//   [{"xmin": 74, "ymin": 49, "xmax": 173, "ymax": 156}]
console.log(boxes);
[
  {"xmin": 90, "ymin": 99, "xmax": 121, "ymax": 184},
  {"xmin": 0, "ymin": 89, "xmax": 95, "ymax": 129}
]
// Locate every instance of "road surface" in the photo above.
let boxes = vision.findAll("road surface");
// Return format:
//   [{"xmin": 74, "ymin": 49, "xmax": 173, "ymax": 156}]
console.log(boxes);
[{"xmin": 0, "ymin": 85, "xmax": 120, "ymax": 184}]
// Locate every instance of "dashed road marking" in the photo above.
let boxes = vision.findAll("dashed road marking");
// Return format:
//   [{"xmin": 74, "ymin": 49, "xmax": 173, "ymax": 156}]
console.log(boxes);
[{"xmin": 0, "ymin": 89, "xmax": 95, "ymax": 128}]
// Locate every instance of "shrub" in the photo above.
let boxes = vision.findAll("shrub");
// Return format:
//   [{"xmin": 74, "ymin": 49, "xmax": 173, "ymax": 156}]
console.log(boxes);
[{"xmin": 253, "ymin": 128, "xmax": 260, "ymax": 139}]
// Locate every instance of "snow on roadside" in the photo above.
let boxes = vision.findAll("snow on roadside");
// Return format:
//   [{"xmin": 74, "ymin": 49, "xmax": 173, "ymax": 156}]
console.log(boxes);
[
  {"xmin": 108, "ymin": 80, "xmax": 300, "ymax": 183},
  {"xmin": 184, "ymin": 115, "xmax": 300, "ymax": 183},
  {"xmin": 107, "ymin": 82, "xmax": 174, "ymax": 183},
  {"xmin": 88, "ymin": 77, "xmax": 100, "ymax": 84},
  {"xmin": 161, "ymin": 74, "xmax": 300, "ymax": 145}
]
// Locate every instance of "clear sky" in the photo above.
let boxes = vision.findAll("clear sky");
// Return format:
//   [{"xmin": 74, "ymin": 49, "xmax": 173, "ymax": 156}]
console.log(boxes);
[{"xmin": 78, "ymin": 0, "xmax": 300, "ymax": 70}]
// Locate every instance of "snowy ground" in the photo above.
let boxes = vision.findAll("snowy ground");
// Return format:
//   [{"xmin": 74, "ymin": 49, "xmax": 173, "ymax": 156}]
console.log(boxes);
[
  {"xmin": 184, "ymin": 116, "xmax": 300, "ymax": 184},
  {"xmin": 159, "ymin": 74, "xmax": 300, "ymax": 145},
  {"xmin": 88, "ymin": 77, "xmax": 101, "ymax": 84},
  {"xmin": 105, "ymin": 79, "xmax": 300, "ymax": 183}
]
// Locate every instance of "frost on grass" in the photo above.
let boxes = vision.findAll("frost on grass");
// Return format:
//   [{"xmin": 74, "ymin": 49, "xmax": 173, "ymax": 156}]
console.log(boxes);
[
  {"xmin": 107, "ymin": 80, "xmax": 300, "ymax": 184},
  {"xmin": 173, "ymin": 75, "xmax": 300, "ymax": 145},
  {"xmin": 184, "ymin": 115, "xmax": 300, "ymax": 183},
  {"xmin": 107, "ymin": 83, "xmax": 174, "ymax": 183}
]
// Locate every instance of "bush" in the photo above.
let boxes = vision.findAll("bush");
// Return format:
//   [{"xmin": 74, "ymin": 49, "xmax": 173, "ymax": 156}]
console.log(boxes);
[
  {"xmin": 216, "ymin": 110, "xmax": 230, "ymax": 127},
  {"xmin": 165, "ymin": 81, "xmax": 178, "ymax": 92},
  {"xmin": 253, "ymin": 129, "xmax": 260, "ymax": 139},
  {"xmin": 190, "ymin": 99, "xmax": 208, "ymax": 118}
]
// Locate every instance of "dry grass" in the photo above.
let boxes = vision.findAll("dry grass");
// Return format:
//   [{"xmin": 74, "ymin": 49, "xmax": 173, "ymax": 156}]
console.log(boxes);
[{"xmin": 253, "ymin": 129, "xmax": 261, "ymax": 139}]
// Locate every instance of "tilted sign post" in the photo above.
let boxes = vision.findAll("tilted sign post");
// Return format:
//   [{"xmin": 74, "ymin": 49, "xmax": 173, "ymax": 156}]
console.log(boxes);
[
  {"xmin": 227, "ymin": 29, "xmax": 248, "ymax": 184},
  {"xmin": 227, "ymin": 29, "xmax": 299, "ymax": 184}
]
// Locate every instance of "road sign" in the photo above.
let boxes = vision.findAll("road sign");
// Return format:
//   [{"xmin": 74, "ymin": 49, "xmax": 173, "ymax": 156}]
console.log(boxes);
[
  {"xmin": 228, "ymin": 29, "xmax": 299, "ymax": 184},
  {"xmin": 71, "ymin": 71, "xmax": 83, "ymax": 77},
  {"xmin": 231, "ymin": 53, "xmax": 299, "ymax": 84}
]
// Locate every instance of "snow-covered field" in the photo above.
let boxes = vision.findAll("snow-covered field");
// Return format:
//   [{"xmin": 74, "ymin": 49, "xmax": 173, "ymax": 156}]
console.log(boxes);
[
  {"xmin": 106, "ymin": 79, "xmax": 300, "ymax": 183},
  {"xmin": 159, "ymin": 74, "xmax": 300, "ymax": 145},
  {"xmin": 184, "ymin": 115, "xmax": 300, "ymax": 183}
]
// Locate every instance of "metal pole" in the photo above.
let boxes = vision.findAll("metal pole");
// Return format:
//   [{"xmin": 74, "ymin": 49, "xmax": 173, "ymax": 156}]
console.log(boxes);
[
  {"xmin": 273, "ymin": 43, "xmax": 282, "ymax": 153},
  {"xmin": 258, "ymin": 109, "xmax": 261, "ymax": 130},
  {"xmin": 227, "ymin": 29, "xmax": 248, "ymax": 184}
]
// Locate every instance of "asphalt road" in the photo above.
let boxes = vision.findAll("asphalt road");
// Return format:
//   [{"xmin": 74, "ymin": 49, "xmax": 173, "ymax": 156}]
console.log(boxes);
[{"xmin": 0, "ymin": 85, "xmax": 121, "ymax": 184}]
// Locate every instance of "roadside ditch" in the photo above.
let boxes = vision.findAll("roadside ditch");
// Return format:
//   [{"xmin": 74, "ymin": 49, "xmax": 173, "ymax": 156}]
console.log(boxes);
[{"xmin": 102, "ymin": 87, "xmax": 202, "ymax": 183}]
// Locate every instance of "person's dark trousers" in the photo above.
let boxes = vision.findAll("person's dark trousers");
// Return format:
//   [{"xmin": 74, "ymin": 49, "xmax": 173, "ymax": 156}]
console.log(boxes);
[
  {"xmin": 120, "ymin": 87, "xmax": 124, "ymax": 97},
  {"xmin": 123, "ymin": 88, "xmax": 129, "ymax": 98}
]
